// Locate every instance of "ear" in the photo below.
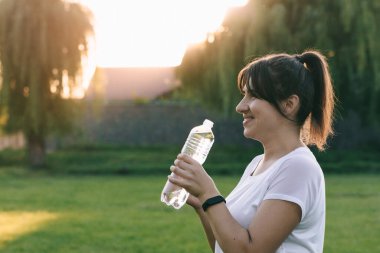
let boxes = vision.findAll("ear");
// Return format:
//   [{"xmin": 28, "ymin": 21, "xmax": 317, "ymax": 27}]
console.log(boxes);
[{"xmin": 281, "ymin": 95, "xmax": 300, "ymax": 118}]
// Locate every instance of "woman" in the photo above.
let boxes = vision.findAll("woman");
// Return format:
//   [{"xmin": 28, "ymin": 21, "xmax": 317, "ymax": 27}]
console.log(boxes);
[{"xmin": 169, "ymin": 50, "xmax": 335, "ymax": 253}]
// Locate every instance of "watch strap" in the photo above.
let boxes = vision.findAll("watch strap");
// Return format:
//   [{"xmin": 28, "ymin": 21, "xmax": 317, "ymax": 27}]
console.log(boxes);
[{"xmin": 202, "ymin": 195, "xmax": 226, "ymax": 212}]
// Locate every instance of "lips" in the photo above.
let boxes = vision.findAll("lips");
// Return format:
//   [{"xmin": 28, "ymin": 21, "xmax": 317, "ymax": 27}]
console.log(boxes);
[{"xmin": 243, "ymin": 116, "xmax": 254, "ymax": 125}]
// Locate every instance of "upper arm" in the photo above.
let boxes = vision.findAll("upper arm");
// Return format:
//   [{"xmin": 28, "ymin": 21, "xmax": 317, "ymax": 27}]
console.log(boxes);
[{"xmin": 247, "ymin": 199, "xmax": 301, "ymax": 253}]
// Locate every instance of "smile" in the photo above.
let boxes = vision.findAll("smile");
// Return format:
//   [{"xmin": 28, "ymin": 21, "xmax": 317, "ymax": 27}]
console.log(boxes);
[{"xmin": 243, "ymin": 117, "xmax": 254, "ymax": 125}]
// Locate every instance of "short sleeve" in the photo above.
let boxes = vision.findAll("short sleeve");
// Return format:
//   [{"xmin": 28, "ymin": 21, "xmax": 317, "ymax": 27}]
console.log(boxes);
[{"xmin": 263, "ymin": 154, "xmax": 324, "ymax": 220}]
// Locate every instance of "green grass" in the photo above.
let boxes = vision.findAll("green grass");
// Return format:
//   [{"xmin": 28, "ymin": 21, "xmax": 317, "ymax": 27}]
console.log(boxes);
[
  {"xmin": 0, "ymin": 173, "xmax": 379, "ymax": 253},
  {"xmin": 0, "ymin": 174, "xmax": 235, "ymax": 253},
  {"xmin": 324, "ymin": 175, "xmax": 380, "ymax": 253}
]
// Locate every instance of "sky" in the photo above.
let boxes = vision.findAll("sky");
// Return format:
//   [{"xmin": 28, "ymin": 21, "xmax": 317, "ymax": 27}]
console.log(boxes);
[{"xmin": 78, "ymin": 0, "xmax": 248, "ymax": 68}]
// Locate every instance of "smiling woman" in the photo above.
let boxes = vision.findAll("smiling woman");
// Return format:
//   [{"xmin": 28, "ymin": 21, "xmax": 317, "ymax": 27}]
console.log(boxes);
[{"xmin": 79, "ymin": 0, "xmax": 248, "ymax": 67}]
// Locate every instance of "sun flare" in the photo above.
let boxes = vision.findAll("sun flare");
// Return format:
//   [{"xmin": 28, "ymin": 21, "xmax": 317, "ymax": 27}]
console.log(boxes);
[
  {"xmin": 79, "ymin": 0, "xmax": 248, "ymax": 67},
  {"xmin": 0, "ymin": 211, "xmax": 60, "ymax": 247}
]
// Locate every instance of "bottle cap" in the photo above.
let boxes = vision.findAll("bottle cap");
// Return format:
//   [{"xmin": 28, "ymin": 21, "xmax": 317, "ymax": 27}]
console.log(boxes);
[{"xmin": 203, "ymin": 119, "xmax": 214, "ymax": 128}]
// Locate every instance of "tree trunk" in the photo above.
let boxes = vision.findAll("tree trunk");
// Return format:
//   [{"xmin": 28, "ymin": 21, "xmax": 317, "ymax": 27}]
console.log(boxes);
[{"xmin": 27, "ymin": 133, "xmax": 46, "ymax": 168}]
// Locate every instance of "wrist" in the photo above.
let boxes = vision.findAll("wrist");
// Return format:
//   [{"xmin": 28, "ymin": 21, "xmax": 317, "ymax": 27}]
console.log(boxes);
[
  {"xmin": 198, "ymin": 190, "xmax": 220, "ymax": 204},
  {"xmin": 193, "ymin": 206, "xmax": 204, "ymax": 214}
]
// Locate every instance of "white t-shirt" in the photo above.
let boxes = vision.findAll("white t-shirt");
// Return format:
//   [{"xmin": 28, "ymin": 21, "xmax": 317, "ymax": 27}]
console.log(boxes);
[{"xmin": 215, "ymin": 147, "xmax": 325, "ymax": 253}]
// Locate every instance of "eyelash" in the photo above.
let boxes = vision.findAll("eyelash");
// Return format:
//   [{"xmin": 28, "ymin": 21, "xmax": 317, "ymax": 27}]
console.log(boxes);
[{"xmin": 242, "ymin": 89, "xmax": 258, "ymax": 100}]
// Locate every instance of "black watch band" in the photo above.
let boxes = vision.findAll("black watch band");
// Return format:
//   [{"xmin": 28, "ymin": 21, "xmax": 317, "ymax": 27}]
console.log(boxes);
[{"xmin": 202, "ymin": 195, "xmax": 226, "ymax": 212}]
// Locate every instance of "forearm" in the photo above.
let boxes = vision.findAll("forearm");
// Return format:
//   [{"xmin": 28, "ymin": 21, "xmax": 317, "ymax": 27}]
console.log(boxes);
[
  {"xmin": 203, "ymin": 202, "xmax": 252, "ymax": 253},
  {"xmin": 194, "ymin": 207, "xmax": 216, "ymax": 252}
]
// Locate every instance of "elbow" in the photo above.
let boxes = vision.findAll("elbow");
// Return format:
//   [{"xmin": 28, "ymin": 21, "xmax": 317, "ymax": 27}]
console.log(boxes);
[
  {"xmin": 221, "ymin": 244, "xmax": 252, "ymax": 253},
  {"xmin": 219, "ymin": 236, "xmax": 272, "ymax": 253},
  {"xmin": 219, "ymin": 237, "xmax": 254, "ymax": 253}
]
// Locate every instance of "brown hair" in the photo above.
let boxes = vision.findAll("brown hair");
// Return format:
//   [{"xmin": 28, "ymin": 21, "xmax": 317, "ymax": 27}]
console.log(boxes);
[{"xmin": 237, "ymin": 50, "xmax": 335, "ymax": 150}]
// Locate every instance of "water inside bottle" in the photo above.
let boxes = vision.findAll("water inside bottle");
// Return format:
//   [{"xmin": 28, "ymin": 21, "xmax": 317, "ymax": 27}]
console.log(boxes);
[
  {"xmin": 161, "ymin": 188, "xmax": 189, "ymax": 209},
  {"xmin": 181, "ymin": 132, "xmax": 214, "ymax": 164}
]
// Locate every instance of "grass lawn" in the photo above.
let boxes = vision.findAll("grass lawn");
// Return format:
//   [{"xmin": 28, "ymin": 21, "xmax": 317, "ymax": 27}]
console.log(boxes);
[{"xmin": 0, "ymin": 173, "xmax": 379, "ymax": 253}]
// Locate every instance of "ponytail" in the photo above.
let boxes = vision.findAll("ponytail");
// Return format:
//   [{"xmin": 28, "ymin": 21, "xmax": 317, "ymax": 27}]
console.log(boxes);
[{"xmin": 298, "ymin": 50, "xmax": 335, "ymax": 150}]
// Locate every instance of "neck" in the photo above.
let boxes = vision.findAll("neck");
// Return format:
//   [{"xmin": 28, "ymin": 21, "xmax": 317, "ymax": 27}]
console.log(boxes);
[{"xmin": 261, "ymin": 125, "xmax": 305, "ymax": 162}]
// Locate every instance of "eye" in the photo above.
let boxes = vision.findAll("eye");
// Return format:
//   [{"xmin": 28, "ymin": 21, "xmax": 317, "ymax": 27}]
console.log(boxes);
[{"xmin": 245, "ymin": 91, "xmax": 255, "ymax": 99}]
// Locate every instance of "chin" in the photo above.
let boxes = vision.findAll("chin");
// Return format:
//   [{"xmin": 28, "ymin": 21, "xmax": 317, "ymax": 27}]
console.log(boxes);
[
  {"xmin": 243, "ymin": 127, "xmax": 262, "ymax": 141},
  {"xmin": 243, "ymin": 130, "xmax": 255, "ymax": 139}
]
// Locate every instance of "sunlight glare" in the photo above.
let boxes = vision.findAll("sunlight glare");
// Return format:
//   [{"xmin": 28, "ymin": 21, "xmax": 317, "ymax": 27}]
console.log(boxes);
[
  {"xmin": 79, "ymin": 0, "xmax": 248, "ymax": 67},
  {"xmin": 0, "ymin": 211, "xmax": 60, "ymax": 247}
]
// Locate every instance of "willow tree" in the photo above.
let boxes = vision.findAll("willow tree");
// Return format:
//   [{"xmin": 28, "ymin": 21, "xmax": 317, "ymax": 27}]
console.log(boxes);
[
  {"xmin": 0, "ymin": 0, "xmax": 94, "ymax": 167},
  {"xmin": 177, "ymin": 0, "xmax": 380, "ymax": 125},
  {"xmin": 176, "ymin": 4, "xmax": 249, "ymax": 117}
]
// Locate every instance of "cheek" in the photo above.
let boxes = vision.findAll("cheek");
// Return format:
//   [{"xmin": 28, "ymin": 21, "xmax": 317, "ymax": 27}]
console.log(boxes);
[
  {"xmin": 247, "ymin": 101, "xmax": 258, "ymax": 114},
  {"xmin": 250, "ymin": 103, "xmax": 280, "ymax": 126},
  {"xmin": 263, "ymin": 109, "xmax": 284, "ymax": 129}
]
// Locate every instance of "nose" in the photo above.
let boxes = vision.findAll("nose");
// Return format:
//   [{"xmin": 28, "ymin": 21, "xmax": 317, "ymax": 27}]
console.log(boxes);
[{"xmin": 236, "ymin": 98, "xmax": 248, "ymax": 114}]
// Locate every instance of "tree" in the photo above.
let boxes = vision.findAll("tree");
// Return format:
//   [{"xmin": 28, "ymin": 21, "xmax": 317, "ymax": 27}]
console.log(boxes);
[
  {"xmin": 176, "ymin": 4, "xmax": 250, "ymax": 117},
  {"xmin": 176, "ymin": 0, "xmax": 380, "ymax": 126},
  {"xmin": 0, "ymin": 0, "xmax": 94, "ymax": 167}
]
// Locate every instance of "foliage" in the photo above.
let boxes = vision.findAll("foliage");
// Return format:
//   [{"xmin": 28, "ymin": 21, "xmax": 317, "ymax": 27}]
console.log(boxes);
[
  {"xmin": 176, "ymin": 0, "xmax": 380, "ymax": 124},
  {"xmin": 0, "ymin": 0, "xmax": 94, "ymax": 167},
  {"xmin": 0, "ymin": 174, "xmax": 379, "ymax": 252},
  {"xmin": 0, "ymin": 145, "xmax": 379, "ymax": 175}
]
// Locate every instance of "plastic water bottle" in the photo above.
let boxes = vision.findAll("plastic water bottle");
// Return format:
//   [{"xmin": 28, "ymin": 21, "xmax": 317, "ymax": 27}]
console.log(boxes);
[{"xmin": 161, "ymin": 119, "xmax": 215, "ymax": 209}]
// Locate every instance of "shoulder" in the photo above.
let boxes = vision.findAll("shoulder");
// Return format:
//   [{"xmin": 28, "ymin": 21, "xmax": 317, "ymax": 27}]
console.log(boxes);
[
  {"xmin": 267, "ymin": 147, "xmax": 325, "ymax": 199},
  {"xmin": 278, "ymin": 147, "xmax": 322, "ymax": 180}
]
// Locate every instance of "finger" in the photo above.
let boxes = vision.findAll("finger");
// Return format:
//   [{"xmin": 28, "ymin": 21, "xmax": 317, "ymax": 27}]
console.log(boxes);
[
  {"xmin": 170, "ymin": 165, "xmax": 191, "ymax": 179},
  {"xmin": 178, "ymin": 153, "xmax": 198, "ymax": 164},
  {"xmin": 174, "ymin": 159, "xmax": 192, "ymax": 171},
  {"xmin": 168, "ymin": 174, "xmax": 186, "ymax": 188}
]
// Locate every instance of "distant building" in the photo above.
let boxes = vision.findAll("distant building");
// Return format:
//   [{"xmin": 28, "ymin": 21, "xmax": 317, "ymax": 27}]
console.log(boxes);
[
  {"xmin": 86, "ymin": 67, "xmax": 180, "ymax": 102},
  {"xmin": 0, "ymin": 132, "xmax": 25, "ymax": 150}
]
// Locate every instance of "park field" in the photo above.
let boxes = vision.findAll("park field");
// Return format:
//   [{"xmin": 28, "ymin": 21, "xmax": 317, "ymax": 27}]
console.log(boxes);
[{"xmin": 0, "ymin": 173, "xmax": 379, "ymax": 253}]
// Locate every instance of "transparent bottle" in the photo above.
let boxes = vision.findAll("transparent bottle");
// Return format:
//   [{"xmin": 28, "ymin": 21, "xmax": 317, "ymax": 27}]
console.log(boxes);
[{"xmin": 161, "ymin": 119, "xmax": 215, "ymax": 209}]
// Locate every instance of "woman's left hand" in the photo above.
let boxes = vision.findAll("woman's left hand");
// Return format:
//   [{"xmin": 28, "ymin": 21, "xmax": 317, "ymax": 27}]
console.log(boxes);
[{"xmin": 168, "ymin": 154, "xmax": 219, "ymax": 202}]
